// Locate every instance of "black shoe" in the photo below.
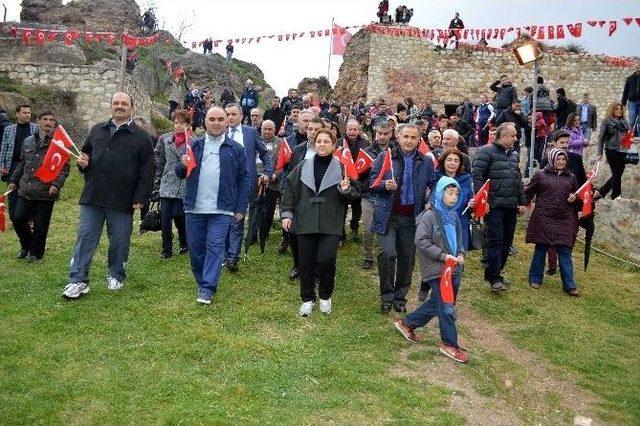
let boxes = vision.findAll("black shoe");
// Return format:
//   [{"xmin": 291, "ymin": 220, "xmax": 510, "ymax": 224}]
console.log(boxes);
[
  {"xmin": 179, "ymin": 246, "xmax": 189, "ymax": 255},
  {"xmin": 160, "ymin": 252, "xmax": 172, "ymax": 259},
  {"xmin": 289, "ymin": 267, "xmax": 299, "ymax": 280},
  {"xmin": 26, "ymin": 254, "xmax": 42, "ymax": 263},
  {"xmin": 277, "ymin": 239, "xmax": 289, "ymax": 254},
  {"xmin": 362, "ymin": 259, "xmax": 373, "ymax": 270},
  {"xmin": 546, "ymin": 268, "xmax": 557, "ymax": 276},
  {"xmin": 17, "ymin": 249, "xmax": 28, "ymax": 259},
  {"xmin": 393, "ymin": 303, "xmax": 407, "ymax": 313},
  {"xmin": 226, "ymin": 260, "xmax": 239, "ymax": 272},
  {"xmin": 381, "ymin": 303, "xmax": 392, "ymax": 314}
]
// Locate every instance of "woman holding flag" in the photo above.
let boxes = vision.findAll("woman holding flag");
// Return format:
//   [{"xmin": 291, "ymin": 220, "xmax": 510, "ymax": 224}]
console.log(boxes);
[
  {"xmin": 153, "ymin": 109, "xmax": 190, "ymax": 259},
  {"xmin": 281, "ymin": 129, "xmax": 360, "ymax": 317},
  {"xmin": 524, "ymin": 148, "xmax": 580, "ymax": 296}
]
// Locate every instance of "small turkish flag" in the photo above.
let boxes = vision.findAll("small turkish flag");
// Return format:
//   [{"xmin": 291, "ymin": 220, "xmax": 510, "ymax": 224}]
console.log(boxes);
[
  {"xmin": 335, "ymin": 146, "xmax": 358, "ymax": 180},
  {"xmin": 34, "ymin": 139, "xmax": 72, "ymax": 183},
  {"xmin": 621, "ymin": 130, "xmax": 633, "ymax": 149},
  {"xmin": 370, "ymin": 148, "xmax": 393, "ymax": 188},
  {"xmin": 440, "ymin": 256, "xmax": 458, "ymax": 304},
  {"xmin": 64, "ymin": 32, "xmax": 73, "ymax": 46},
  {"xmin": 355, "ymin": 149, "xmax": 374, "ymax": 176},
  {"xmin": 473, "ymin": 179, "xmax": 491, "ymax": 218},
  {"xmin": 84, "ymin": 32, "xmax": 94, "ymax": 43},
  {"xmin": 0, "ymin": 194, "xmax": 6, "ymax": 232},
  {"xmin": 22, "ymin": 30, "xmax": 32, "ymax": 45},
  {"xmin": 576, "ymin": 181, "xmax": 593, "ymax": 218},
  {"xmin": 418, "ymin": 139, "xmax": 430, "ymax": 156},
  {"xmin": 47, "ymin": 31, "xmax": 57, "ymax": 42},
  {"xmin": 35, "ymin": 31, "xmax": 45, "ymax": 46},
  {"xmin": 185, "ymin": 141, "xmax": 197, "ymax": 178},
  {"xmin": 275, "ymin": 138, "xmax": 292, "ymax": 171},
  {"xmin": 331, "ymin": 24, "xmax": 352, "ymax": 55},
  {"xmin": 106, "ymin": 34, "xmax": 116, "ymax": 45}
]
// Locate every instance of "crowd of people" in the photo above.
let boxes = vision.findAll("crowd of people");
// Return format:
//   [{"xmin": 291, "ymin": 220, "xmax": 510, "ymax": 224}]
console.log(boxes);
[{"xmin": 1, "ymin": 64, "xmax": 638, "ymax": 364}]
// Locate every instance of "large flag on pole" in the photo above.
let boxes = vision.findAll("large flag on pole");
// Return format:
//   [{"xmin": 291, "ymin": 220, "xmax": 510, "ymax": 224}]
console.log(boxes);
[{"xmin": 331, "ymin": 24, "xmax": 352, "ymax": 55}]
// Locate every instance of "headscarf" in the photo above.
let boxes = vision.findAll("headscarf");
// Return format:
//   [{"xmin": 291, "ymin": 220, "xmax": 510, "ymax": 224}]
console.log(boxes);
[
  {"xmin": 433, "ymin": 176, "xmax": 462, "ymax": 255},
  {"xmin": 547, "ymin": 148, "xmax": 567, "ymax": 169}
]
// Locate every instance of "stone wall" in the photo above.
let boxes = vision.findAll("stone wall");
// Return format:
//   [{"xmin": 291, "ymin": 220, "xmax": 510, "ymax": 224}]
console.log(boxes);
[
  {"xmin": 0, "ymin": 60, "xmax": 151, "ymax": 132},
  {"xmin": 363, "ymin": 31, "xmax": 637, "ymax": 125}
]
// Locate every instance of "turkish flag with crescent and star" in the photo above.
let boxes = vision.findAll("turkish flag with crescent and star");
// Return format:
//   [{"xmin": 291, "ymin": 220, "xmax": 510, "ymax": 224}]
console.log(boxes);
[
  {"xmin": 355, "ymin": 149, "xmax": 374, "ymax": 176},
  {"xmin": 275, "ymin": 138, "xmax": 293, "ymax": 171},
  {"xmin": 184, "ymin": 131, "xmax": 197, "ymax": 178},
  {"xmin": 576, "ymin": 181, "xmax": 593, "ymax": 218},
  {"xmin": 440, "ymin": 256, "xmax": 458, "ymax": 304},
  {"xmin": 331, "ymin": 24, "xmax": 352, "ymax": 55},
  {"xmin": 334, "ymin": 146, "xmax": 358, "ymax": 180},
  {"xmin": 33, "ymin": 126, "xmax": 74, "ymax": 183},
  {"xmin": 473, "ymin": 179, "xmax": 491, "ymax": 218}
]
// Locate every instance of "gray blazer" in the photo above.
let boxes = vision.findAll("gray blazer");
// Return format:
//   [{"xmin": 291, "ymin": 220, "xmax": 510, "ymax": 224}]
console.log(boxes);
[{"xmin": 154, "ymin": 132, "xmax": 187, "ymax": 199}]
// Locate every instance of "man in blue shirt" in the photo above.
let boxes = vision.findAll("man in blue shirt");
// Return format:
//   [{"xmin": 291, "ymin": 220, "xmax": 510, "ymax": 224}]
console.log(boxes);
[{"xmin": 177, "ymin": 107, "xmax": 250, "ymax": 304}]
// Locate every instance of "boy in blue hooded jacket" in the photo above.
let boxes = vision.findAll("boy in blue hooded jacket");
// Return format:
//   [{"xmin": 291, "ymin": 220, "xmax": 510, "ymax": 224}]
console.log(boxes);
[{"xmin": 394, "ymin": 176, "xmax": 469, "ymax": 363}]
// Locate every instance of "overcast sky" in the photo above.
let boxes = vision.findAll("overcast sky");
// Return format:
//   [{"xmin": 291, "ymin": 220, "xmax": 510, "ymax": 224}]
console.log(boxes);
[{"xmin": 5, "ymin": 0, "xmax": 640, "ymax": 96}]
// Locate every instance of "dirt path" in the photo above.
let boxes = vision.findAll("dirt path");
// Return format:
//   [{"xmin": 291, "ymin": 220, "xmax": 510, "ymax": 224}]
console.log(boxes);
[{"xmin": 389, "ymin": 292, "xmax": 604, "ymax": 425}]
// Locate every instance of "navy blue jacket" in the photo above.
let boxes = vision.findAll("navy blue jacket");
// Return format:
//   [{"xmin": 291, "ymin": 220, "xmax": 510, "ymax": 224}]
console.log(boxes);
[
  {"xmin": 176, "ymin": 135, "xmax": 250, "ymax": 214},
  {"xmin": 237, "ymin": 125, "xmax": 274, "ymax": 190},
  {"xmin": 369, "ymin": 148, "xmax": 437, "ymax": 235}
]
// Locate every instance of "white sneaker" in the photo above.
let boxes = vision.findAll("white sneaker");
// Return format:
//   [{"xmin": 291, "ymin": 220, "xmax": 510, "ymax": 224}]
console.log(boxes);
[
  {"xmin": 62, "ymin": 282, "xmax": 90, "ymax": 299},
  {"xmin": 107, "ymin": 276, "xmax": 124, "ymax": 291},
  {"xmin": 319, "ymin": 298, "xmax": 332, "ymax": 314},
  {"xmin": 299, "ymin": 301, "xmax": 314, "ymax": 317}
]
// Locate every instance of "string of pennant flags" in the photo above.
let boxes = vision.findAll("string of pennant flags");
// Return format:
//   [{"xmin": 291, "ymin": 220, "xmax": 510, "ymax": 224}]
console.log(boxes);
[{"xmin": 8, "ymin": 16, "xmax": 639, "ymax": 50}]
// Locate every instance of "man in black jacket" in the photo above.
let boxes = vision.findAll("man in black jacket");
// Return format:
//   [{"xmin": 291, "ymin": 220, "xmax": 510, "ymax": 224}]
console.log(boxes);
[
  {"xmin": 472, "ymin": 123, "xmax": 526, "ymax": 291},
  {"xmin": 264, "ymin": 96, "xmax": 285, "ymax": 134},
  {"xmin": 8, "ymin": 111, "xmax": 69, "ymax": 262},
  {"xmin": 495, "ymin": 99, "xmax": 528, "ymax": 152},
  {"xmin": 555, "ymin": 88, "xmax": 577, "ymax": 128},
  {"xmin": 63, "ymin": 92, "xmax": 154, "ymax": 299},
  {"xmin": 490, "ymin": 75, "xmax": 518, "ymax": 119},
  {"xmin": 622, "ymin": 66, "xmax": 640, "ymax": 136}
]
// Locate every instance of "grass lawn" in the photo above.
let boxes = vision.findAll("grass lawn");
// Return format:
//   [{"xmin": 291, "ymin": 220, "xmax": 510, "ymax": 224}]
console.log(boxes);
[{"xmin": 1, "ymin": 173, "xmax": 638, "ymax": 424}]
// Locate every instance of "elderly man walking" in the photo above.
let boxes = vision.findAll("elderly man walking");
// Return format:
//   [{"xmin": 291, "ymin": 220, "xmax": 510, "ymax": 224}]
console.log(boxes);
[
  {"xmin": 177, "ymin": 107, "xmax": 250, "ymax": 304},
  {"xmin": 472, "ymin": 122, "xmax": 526, "ymax": 292},
  {"xmin": 63, "ymin": 92, "xmax": 154, "ymax": 299},
  {"xmin": 370, "ymin": 123, "xmax": 437, "ymax": 313}
]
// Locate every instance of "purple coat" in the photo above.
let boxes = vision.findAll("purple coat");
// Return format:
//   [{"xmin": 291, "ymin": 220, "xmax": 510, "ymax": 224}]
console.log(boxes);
[
  {"xmin": 524, "ymin": 166, "xmax": 579, "ymax": 247},
  {"xmin": 563, "ymin": 126, "xmax": 587, "ymax": 156}
]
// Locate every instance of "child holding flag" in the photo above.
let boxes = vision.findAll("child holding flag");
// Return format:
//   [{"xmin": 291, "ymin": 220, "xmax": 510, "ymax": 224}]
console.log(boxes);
[{"xmin": 394, "ymin": 176, "xmax": 468, "ymax": 364}]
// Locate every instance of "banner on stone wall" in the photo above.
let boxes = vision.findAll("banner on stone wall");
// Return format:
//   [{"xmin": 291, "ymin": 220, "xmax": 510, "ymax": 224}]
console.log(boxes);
[{"xmin": 8, "ymin": 26, "xmax": 165, "ymax": 48}]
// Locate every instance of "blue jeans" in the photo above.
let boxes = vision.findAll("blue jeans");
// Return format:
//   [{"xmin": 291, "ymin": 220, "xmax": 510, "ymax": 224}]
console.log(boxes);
[
  {"xmin": 528, "ymin": 243, "xmax": 576, "ymax": 292},
  {"xmin": 69, "ymin": 204, "xmax": 133, "ymax": 283},
  {"xmin": 580, "ymin": 123, "xmax": 593, "ymax": 141},
  {"xmin": 187, "ymin": 213, "xmax": 234, "ymax": 297},
  {"xmin": 225, "ymin": 216, "xmax": 244, "ymax": 262},
  {"xmin": 404, "ymin": 276, "xmax": 461, "ymax": 347},
  {"xmin": 628, "ymin": 100, "xmax": 640, "ymax": 136}
]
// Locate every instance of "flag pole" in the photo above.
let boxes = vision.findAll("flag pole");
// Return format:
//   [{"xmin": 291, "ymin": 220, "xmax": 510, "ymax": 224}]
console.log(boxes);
[{"xmin": 327, "ymin": 17, "xmax": 334, "ymax": 80}]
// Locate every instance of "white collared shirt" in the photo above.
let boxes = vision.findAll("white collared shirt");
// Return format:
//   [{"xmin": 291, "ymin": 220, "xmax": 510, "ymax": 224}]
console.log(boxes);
[{"xmin": 228, "ymin": 125, "xmax": 244, "ymax": 146}]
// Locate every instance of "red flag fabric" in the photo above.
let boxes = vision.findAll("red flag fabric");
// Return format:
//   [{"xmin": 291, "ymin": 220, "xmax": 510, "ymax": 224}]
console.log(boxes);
[
  {"xmin": 418, "ymin": 139, "xmax": 430, "ymax": 156},
  {"xmin": 35, "ymin": 31, "xmax": 45, "ymax": 46},
  {"xmin": 609, "ymin": 20, "xmax": 618, "ymax": 36},
  {"xmin": 275, "ymin": 138, "xmax": 292, "ymax": 171},
  {"xmin": 576, "ymin": 181, "xmax": 593, "ymax": 217},
  {"xmin": 0, "ymin": 194, "xmax": 6, "ymax": 232},
  {"xmin": 355, "ymin": 149, "xmax": 374, "ymax": 176},
  {"xmin": 621, "ymin": 130, "xmax": 633, "ymax": 149},
  {"xmin": 473, "ymin": 180, "xmax": 490, "ymax": 218},
  {"xmin": 185, "ymin": 142, "xmax": 196, "ymax": 178},
  {"xmin": 338, "ymin": 146, "xmax": 358, "ymax": 180},
  {"xmin": 370, "ymin": 148, "xmax": 393, "ymax": 188},
  {"xmin": 623, "ymin": 17, "xmax": 633, "ymax": 25},
  {"xmin": 440, "ymin": 256, "xmax": 458, "ymax": 304},
  {"xmin": 331, "ymin": 24, "xmax": 352, "ymax": 55},
  {"xmin": 34, "ymin": 139, "xmax": 72, "ymax": 183}
]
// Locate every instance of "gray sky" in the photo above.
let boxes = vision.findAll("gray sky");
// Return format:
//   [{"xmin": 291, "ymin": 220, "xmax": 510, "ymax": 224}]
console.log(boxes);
[{"xmin": 5, "ymin": 0, "xmax": 640, "ymax": 96}]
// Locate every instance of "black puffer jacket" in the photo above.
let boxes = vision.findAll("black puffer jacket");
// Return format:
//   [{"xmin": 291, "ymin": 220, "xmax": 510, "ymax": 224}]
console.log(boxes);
[
  {"xmin": 10, "ymin": 132, "xmax": 69, "ymax": 201},
  {"xmin": 472, "ymin": 142, "xmax": 525, "ymax": 208},
  {"xmin": 622, "ymin": 72, "xmax": 640, "ymax": 104},
  {"xmin": 489, "ymin": 81, "xmax": 518, "ymax": 110}
]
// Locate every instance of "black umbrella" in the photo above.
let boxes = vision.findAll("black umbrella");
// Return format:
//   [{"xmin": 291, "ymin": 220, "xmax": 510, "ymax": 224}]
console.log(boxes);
[
  {"xmin": 581, "ymin": 214, "xmax": 595, "ymax": 271},
  {"xmin": 244, "ymin": 181, "xmax": 268, "ymax": 254}
]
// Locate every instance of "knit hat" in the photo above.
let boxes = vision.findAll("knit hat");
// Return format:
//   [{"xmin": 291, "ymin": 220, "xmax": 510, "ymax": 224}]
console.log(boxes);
[
  {"xmin": 553, "ymin": 129, "xmax": 571, "ymax": 142},
  {"xmin": 547, "ymin": 148, "xmax": 567, "ymax": 167}
]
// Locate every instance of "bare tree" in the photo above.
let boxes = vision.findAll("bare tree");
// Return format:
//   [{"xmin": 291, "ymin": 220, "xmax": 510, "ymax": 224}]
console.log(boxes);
[{"xmin": 171, "ymin": 9, "xmax": 195, "ymax": 42}]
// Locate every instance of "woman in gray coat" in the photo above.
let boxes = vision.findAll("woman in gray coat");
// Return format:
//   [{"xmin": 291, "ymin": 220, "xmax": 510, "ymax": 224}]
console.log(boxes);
[{"xmin": 154, "ymin": 109, "xmax": 190, "ymax": 258}]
